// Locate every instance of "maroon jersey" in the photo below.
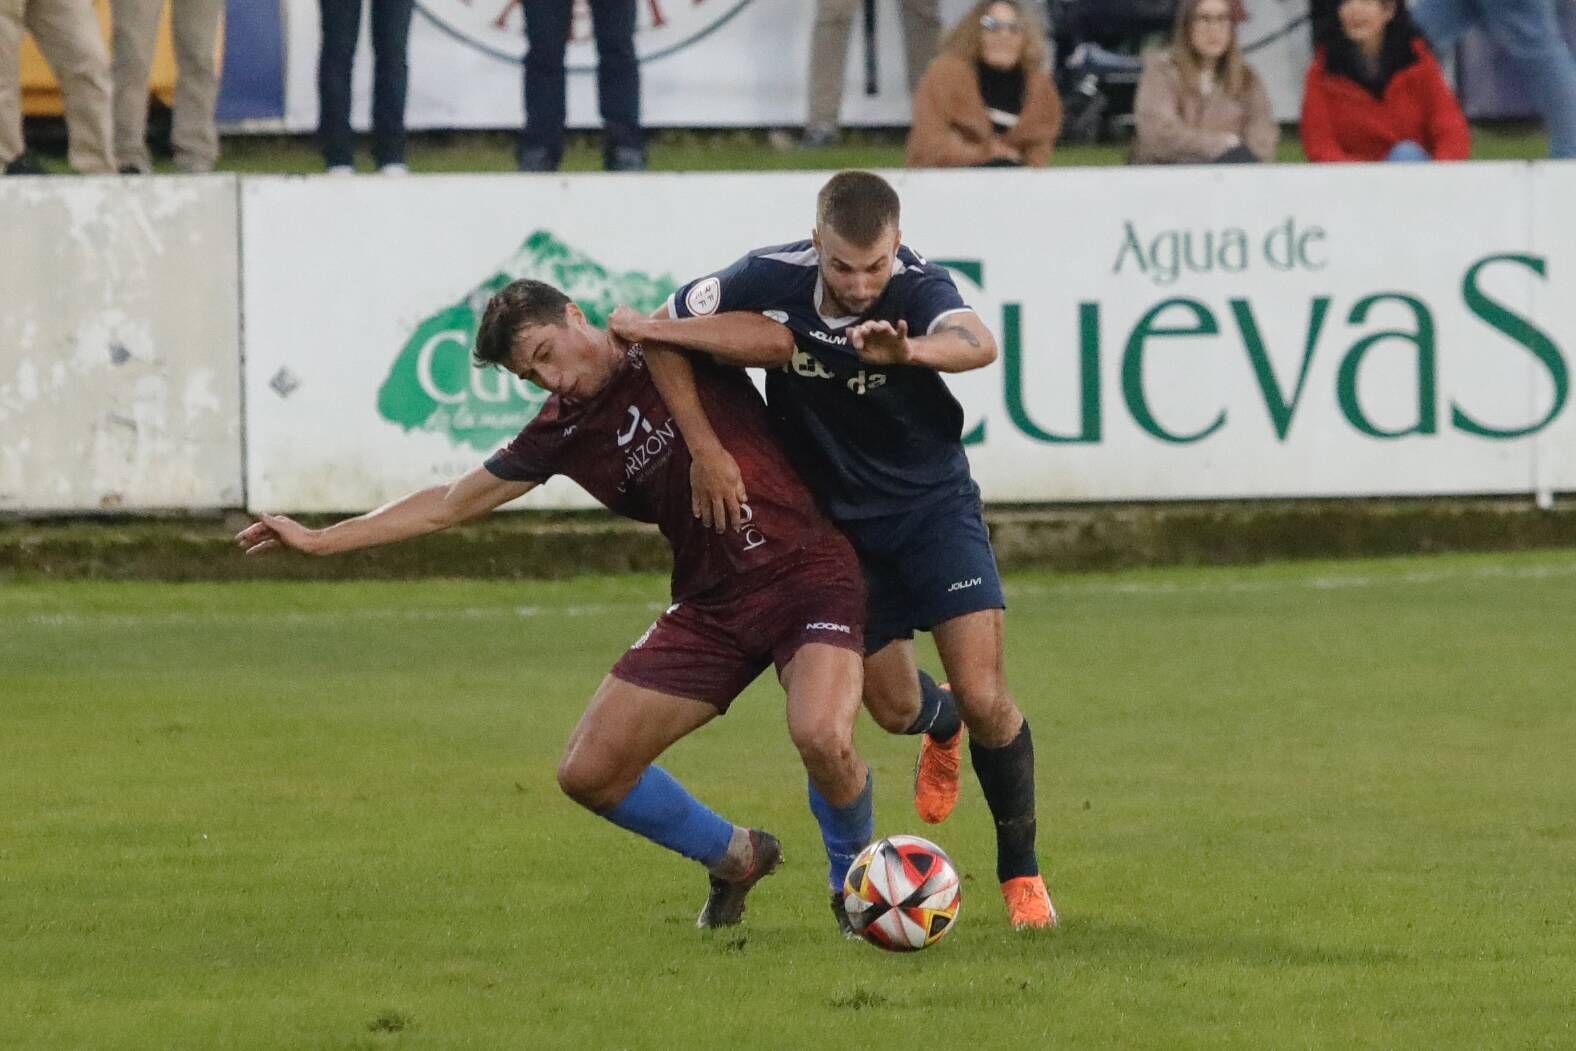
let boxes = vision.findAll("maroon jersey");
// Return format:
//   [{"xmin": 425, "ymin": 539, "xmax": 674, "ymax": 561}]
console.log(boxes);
[{"xmin": 485, "ymin": 346, "xmax": 839, "ymax": 602}]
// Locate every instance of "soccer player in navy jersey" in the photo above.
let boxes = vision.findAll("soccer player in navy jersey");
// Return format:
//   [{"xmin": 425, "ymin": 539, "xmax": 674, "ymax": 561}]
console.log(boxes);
[
  {"xmin": 236, "ymin": 279, "xmax": 877, "ymax": 933},
  {"xmin": 609, "ymin": 170, "xmax": 1056, "ymax": 930}
]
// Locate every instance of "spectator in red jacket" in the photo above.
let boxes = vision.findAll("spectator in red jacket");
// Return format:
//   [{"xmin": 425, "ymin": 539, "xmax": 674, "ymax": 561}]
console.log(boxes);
[{"xmin": 1301, "ymin": 0, "xmax": 1470, "ymax": 162}]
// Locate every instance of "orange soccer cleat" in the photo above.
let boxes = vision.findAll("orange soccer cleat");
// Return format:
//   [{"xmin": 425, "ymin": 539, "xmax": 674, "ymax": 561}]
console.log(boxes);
[
  {"xmin": 913, "ymin": 725, "xmax": 963, "ymax": 824},
  {"xmin": 1001, "ymin": 874, "xmax": 1058, "ymax": 931}
]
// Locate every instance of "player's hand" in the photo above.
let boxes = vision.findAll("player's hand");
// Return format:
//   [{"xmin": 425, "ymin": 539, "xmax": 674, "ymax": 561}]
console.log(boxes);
[
  {"xmin": 849, "ymin": 319, "xmax": 913, "ymax": 366},
  {"xmin": 988, "ymin": 138, "xmax": 1023, "ymax": 163},
  {"xmin": 689, "ymin": 446, "xmax": 748, "ymax": 534},
  {"xmin": 608, "ymin": 305, "xmax": 651, "ymax": 345},
  {"xmin": 235, "ymin": 513, "xmax": 325, "ymax": 556}
]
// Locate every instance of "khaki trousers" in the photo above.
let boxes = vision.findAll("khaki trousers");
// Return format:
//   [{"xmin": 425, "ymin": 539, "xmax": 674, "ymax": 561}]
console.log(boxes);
[
  {"xmin": 0, "ymin": 0, "xmax": 114, "ymax": 171},
  {"xmin": 807, "ymin": 0, "xmax": 939, "ymax": 131},
  {"xmin": 111, "ymin": 0, "xmax": 222, "ymax": 172}
]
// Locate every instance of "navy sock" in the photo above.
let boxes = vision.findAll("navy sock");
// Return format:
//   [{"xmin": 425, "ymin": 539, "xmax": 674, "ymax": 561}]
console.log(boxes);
[
  {"xmin": 903, "ymin": 671, "xmax": 962, "ymax": 742},
  {"xmin": 969, "ymin": 719, "xmax": 1041, "ymax": 882},
  {"xmin": 807, "ymin": 771, "xmax": 874, "ymax": 892},
  {"xmin": 601, "ymin": 765, "xmax": 735, "ymax": 869}
]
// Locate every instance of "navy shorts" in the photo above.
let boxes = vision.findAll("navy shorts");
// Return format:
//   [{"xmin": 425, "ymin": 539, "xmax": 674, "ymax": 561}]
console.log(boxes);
[{"xmin": 837, "ymin": 481, "xmax": 1006, "ymax": 655}]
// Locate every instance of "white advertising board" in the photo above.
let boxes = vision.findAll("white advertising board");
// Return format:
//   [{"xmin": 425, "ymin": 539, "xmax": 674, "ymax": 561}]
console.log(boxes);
[{"xmin": 239, "ymin": 163, "xmax": 1574, "ymax": 512}]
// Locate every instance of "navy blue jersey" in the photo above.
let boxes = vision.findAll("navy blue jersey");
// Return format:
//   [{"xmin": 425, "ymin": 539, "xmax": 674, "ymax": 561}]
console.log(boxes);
[{"xmin": 668, "ymin": 241, "xmax": 976, "ymax": 521}]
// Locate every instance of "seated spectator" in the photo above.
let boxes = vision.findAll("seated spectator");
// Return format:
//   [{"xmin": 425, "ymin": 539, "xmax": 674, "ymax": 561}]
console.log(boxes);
[
  {"xmin": 905, "ymin": 0, "xmax": 1062, "ymax": 168},
  {"xmin": 1301, "ymin": 0, "xmax": 1469, "ymax": 162},
  {"xmin": 1132, "ymin": 0, "xmax": 1278, "ymax": 164}
]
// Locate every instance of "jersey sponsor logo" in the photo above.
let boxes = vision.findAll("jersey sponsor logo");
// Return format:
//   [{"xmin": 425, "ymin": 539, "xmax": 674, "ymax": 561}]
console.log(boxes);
[
  {"xmin": 846, "ymin": 370, "xmax": 887, "ymax": 395},
  {"xmin": 735, "ymin": 501, "xmax": 767, "ymax": 551},
  {"xmin": 685, "ymin": 276, "xmax": 723, "ymax": 316},
  {"xmin": 786, "ymin": 349, "xmax": 834, "ymax": 380},
  {"xmin": 620, "ymin": 408, "xmax": 676, "ymax": 484},
  {"xmin": 804, "ymin": 621, "xmax": 851, "ymax": 633},
  {"xmin": 947, "ymin": 577, "xmax": 984, "ymax": 593}
]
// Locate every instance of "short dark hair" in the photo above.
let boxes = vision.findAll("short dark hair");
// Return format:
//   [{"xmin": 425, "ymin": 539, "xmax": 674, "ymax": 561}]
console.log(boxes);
[
  {"xmin": 816, "ymin": 170, "xmax": 901, "ymax": 246},
  {"xmin": 473, "ymin": 279, "xmax": 572, "ymax": 368}
]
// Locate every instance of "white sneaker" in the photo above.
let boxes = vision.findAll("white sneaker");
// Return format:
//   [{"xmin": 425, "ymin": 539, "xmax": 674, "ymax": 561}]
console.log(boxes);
[
  {"xmin": 326, "ymin": 165, "xmax": 355, "ymax": 176},
  {"xmin": 378, "ymin": 163, "xmax": 409, "ymax": 176}
]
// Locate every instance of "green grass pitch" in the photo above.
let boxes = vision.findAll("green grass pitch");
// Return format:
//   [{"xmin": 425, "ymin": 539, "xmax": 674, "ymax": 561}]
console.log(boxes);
[{"xmin": 4, "ymin": 550, "xmax": 1575, "ymax": 1047}]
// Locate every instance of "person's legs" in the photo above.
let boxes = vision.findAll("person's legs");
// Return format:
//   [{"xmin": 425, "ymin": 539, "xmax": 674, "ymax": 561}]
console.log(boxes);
[
  {"xmin": 168, "ymin": 0, "xmax": 224, "ymax": 172},
  {"xmin": 368, "ymin": 0, "xmax": 412, "ymax": 167},
  {"xmin": 806, "ymin": 0, "xmax": 860, "ymax": 139},
  {"xmin": 317, "ymin": 0, "xmax": 362, "ymax": 168},
  {"xmin": 520, "ymin": 0, "xmax": 571, "ymax": 169},
  {"xmin": 898, "ymin": 0, "xmax": 940, "ymax": 93},
  {"xmin": 29, "ymin": 0, "xmax": 115, "ymax": 172},
  {"xmin": 1410, "ymin": 0, "xmax": 1475, "ymax": 52},
  {"xmin": 780, "ymin": 642, "xmax": 872, "ymax": 899},
  {"xmin": 0, "ymin": 0, "xmax": 27, "ymax": 167},
  {"xmin": 110, "ymin": 0, "xmax": 162, "ymax": 172},
  {"xmin": 933, "ymin": 608, "xmax": 1055, "ymax": 928},
  {"xmin": 1480, "ymin": 0, "xmax": 1576, "ymax": 159},
  {"xmin": 588, "ymin": 0, "xmax": 641, "ymax": 167}
]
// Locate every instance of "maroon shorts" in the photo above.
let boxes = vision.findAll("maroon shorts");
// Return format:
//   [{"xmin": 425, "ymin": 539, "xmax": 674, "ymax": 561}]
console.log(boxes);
[{"xmin": 611, "ymin": 538, "xmax": 865, "ymax": 711}]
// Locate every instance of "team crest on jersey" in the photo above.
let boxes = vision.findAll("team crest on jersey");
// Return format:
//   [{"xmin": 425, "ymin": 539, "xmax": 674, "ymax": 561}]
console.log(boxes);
[
  {"xmin": 413, "ymin": 0, "xmax": 755, "ymax": 68},
  {"xmin": 685, "ymin": 277, "xmax": 723, "ymax": 317}
]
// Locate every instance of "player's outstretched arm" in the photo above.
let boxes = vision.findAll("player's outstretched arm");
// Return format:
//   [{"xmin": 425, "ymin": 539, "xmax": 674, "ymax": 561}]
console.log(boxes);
[
  {"xmin": 236, "ymin": 467, "xmax": 536, "ymax": 557},
  {"xmin": 850, "ymin": 311, "xmax": 998, "ymax": 374},
  {"xmin": 610, "ymin": 305, "xmax": 795, "ymax": 368}
]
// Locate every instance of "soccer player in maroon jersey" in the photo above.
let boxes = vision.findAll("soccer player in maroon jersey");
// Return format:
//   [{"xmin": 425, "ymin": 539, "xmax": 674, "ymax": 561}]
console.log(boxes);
[{"xmin": 236, "ymin": 279, "xmax": 875, "ymax": 933}]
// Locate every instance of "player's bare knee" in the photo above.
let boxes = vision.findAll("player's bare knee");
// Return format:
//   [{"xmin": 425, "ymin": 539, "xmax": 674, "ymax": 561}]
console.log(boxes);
[
  {"xmin": 556, "ymin": 753, "xmax": 619, "ymax": 811},
  {"xmin": 862, "ymin": 683, "xmax": 920, "ymax": 734},
  {"xmin": 952, "ymin": 678, "xmax": 1020, "ymax": 744},
  {"xmin": 790, "ymin": 717, "xmax": 855, "ymax": 770}
]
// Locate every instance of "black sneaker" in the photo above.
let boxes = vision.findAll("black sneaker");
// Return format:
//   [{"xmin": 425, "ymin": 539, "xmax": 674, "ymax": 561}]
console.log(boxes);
[
  {"xmin": 830, "ymin": 892, "xmax": 860, "ymax": 939},
  {"xmin": 695, "ymin": 829, "xmax": 782, "ymax": 929},
  {"xmin": 516, "ymin": 144, "xmax": 558, "ymax": 173},
  {"xmin": 4, "ymin": 152, "xmax": 45, "ymax": 176},
  {"xmin": 604, "ymin": 145, "xmax": 647, "ymax": 172}
]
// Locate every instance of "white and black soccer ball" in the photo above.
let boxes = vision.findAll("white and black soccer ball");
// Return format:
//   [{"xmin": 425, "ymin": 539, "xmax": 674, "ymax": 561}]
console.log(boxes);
[{"xmin": 841, "ymin": 835, "xmax": 962, "ymax": 951}]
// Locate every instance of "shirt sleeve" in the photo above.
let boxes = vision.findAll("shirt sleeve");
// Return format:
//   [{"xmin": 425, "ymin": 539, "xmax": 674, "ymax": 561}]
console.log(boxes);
[
  {"xmin": 904, "ymin": 265, "xmax": 973, "ymax": 336},
  {"xmin": 483, "ymin": 425, "xmax": 557, "ymax": 484},
  {"xmin": 667, "ymin": 252, "xmax": 780, "ymax": 319}
]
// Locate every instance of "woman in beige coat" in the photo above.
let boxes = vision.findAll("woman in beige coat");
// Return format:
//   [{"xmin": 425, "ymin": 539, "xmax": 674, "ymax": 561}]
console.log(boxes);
[
  {"xmin": 905, "ymin": 0, "xmax": 1062, "ymax": 168},
  {"xmin": 1132, "ymin": 0, "xmax": 1279, "ymax": 164}
]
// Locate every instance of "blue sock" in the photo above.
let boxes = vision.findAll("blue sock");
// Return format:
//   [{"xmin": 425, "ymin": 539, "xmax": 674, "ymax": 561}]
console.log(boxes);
[
  {"xmin": 808, "ymin": 771, "xmax": 875, "ymax": 892},
  {"xmin": 904, "ymin": 671, "xmax": 962, "ymax": 741},
  {"xmin": 601, "ymin": 765, "xmax": 735, "ymax": 869}
]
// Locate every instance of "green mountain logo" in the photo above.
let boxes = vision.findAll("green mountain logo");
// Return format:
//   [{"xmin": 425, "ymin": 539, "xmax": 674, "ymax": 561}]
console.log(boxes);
[{"xmin": 376, "ymin": 230, "xmax": 679, "ymax": 451}]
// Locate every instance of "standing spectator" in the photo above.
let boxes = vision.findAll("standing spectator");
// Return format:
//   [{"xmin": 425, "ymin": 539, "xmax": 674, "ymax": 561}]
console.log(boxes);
[
  {"xmin": 518, "ymin": 0, "xmax": 643, "ymax": 172},
  {"xmin": 0, "ymin": 0, "xmax": 115, "ymax": 174},
  {"xmin": 318, "ymin": 0, "xmax": 413, "ymax": 174},
  {"xmin": 1132, "ymin": 0, "xmax": 1278, "ymax": 164},
  {"xmin": 1301, "ymin": 0, "xmax": 1469, "ymax": 162},
  {"xmin": 807, "ymin": 0, "xmax": 940, "ymax": 147},
  {"xmin": 905, "ymin": 0, "xmax": 1061, "ymax": 167},
  {"xmin": 1412, "ymin": 0, "xmax": 1576, "ymax": 160},
  {"xmin": 112, "ymin": 0, "xmax": 225, "ymax": 173}
]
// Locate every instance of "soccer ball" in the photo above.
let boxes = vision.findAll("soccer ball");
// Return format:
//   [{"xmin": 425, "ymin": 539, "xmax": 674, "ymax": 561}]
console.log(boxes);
[{"xmin": 842, "ymin": 835, "xmax": 962, "ymax": 951}]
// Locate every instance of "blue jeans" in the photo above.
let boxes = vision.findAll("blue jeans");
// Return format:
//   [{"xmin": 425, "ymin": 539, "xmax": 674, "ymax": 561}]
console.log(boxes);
[
  {"xmin": 1387, "ymin": 140, "xmax": 1432, "ymax": 162},
  {"xmin": 1413, "ymin": 0, "xmax": 1576, "ymax": 158},
  {"xmin": 317, "ymin": 0, "xmax": 413, "ymax": 168},
  {"xmin": 521, "ymin": 0, "xmax": 643, "ymax": 168}
]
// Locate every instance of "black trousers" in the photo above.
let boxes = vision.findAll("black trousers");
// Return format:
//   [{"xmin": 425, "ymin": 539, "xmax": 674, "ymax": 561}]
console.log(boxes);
[
  {"xmin": 318, "ymin": 0, "xmax": 414, "ymax": 167},
  {"xmin": 522, "ymin": 0, "xmax": 643, "ymax": 162}
]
